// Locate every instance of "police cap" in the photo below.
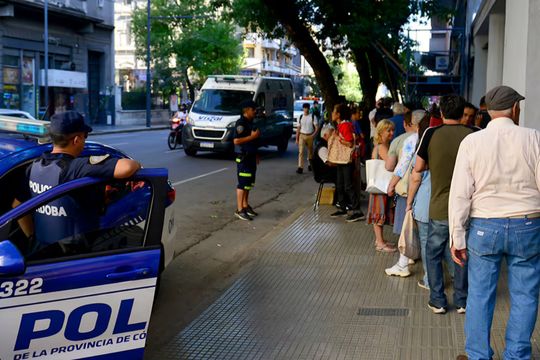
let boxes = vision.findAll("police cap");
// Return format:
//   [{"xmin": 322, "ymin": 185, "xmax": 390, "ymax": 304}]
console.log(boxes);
[
  {"xmin": 240, "ymin": 100, "xmax": 257, "ymax": 110},
  {"xmin": 50, "ymin": 111, "xmax": 93, "ymax": 135}
]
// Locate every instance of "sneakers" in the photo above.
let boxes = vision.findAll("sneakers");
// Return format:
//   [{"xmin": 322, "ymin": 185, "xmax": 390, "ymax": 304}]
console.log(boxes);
[
  {"xmin": 330, "ymin": 210, "xmax": 348, "ymax": 217},
  {"xmin": 384, "ymin": 263, "xmax": 411, "ymax": 277},
  {"xmin": 345, "ymin": 212, "xmax": 366, "ymax": 222},
  {"xmin": 234, "ymin": 209, "xmax": 252, "ymax": 221},
  {"xmin": 457, "ymin": 306, "xmax": 466, "ymax": 314},
  {"xmin": 428, "ymin": 302, "xmax": 447, "ymax": 314},
  {"xmin": 296, "ymin": 167, "xmax": 303, "ymax": 174},
  {"xmin": 417, "ymin": 280, "xmax": 430, "ymax": 290},
  {"xmin": 245, "ymin": 205, "xmax": 258, "ymax": 217}
]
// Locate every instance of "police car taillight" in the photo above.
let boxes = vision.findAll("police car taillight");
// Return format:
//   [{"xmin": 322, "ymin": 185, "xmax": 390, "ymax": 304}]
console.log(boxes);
[{"xmin": 0, "ymin": 115, "xmax": 49, "ymax": 137}]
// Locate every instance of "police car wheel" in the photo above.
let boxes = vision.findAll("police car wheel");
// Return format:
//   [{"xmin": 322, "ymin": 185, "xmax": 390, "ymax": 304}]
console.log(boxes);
[{"xmin": 168, "ymin": 133, "xmax": 178, "ymax": 150}]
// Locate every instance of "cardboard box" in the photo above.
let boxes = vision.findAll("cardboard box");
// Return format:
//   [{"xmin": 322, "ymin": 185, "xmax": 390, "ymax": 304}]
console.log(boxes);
[{"xmin": 319, "ymin": 187, "xmax": 335, "ymax": 205}]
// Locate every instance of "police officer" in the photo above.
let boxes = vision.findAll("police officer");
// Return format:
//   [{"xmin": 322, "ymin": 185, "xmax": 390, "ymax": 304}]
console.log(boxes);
[
  {"xmin": 28, "ymin": 111, "xmax": 141, "ymax": 253},
  {"xmin": 233, "ymin": 100, "xmax": 260, "ymax": 221}
]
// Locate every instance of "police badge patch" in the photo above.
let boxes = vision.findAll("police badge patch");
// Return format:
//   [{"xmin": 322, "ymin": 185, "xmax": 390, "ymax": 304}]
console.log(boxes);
[
  {"xmin": 89, "ymin": 154, "xmax": 110, "ymax": 164},
  {"xmin": 236, "ymin": 125, "xmax": 244, "ymax": 134}
]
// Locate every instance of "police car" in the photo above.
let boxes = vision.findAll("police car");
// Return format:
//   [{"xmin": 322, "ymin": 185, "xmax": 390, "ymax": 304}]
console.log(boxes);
[{"xmin": 0, "ymin": 115, "xmax": 176, "ymax": 359}]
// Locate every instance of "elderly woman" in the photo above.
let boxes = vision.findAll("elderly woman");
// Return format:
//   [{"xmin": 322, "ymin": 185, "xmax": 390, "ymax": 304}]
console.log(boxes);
[{"xmin": 367, "ymin": 119, "xmax": 396, "ymax": 252}]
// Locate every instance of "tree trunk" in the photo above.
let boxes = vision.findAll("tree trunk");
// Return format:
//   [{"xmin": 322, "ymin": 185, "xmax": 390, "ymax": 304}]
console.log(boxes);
[
  {"xmin": 351, "ymin": 47, "xmax": 380, "ymax": 112},
  {"xmin": 183, "ymin": 68, "xmax": 195, "ymax": 102},
  {"xmin": 260, "ymin": 0, "xmax": 339, "ymax": 119}
]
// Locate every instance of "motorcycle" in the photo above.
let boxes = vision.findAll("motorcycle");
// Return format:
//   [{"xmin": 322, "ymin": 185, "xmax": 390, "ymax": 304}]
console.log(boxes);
[{"xmin": 167, "ymin": 116, "xmax": 185, "ymax": 150}]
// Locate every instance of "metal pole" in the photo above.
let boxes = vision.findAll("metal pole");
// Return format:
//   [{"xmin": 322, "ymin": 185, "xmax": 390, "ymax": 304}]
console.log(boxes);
[
  {"xmin": 44, "ymin": 0, "xmax": 49, "ymax": 119},
  {"xmin": 145, "ymin": 0, "xmax": 151, "ymax": 127}
]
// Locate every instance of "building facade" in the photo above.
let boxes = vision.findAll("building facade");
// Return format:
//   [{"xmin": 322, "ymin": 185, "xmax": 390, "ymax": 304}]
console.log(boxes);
[
  {"xmin": 465, "ymin": 0, "xmax": 540, "ymax": 130},
  {"xmin": 0, "ymin": 0, "xmax": 115, "ymax": 124}
]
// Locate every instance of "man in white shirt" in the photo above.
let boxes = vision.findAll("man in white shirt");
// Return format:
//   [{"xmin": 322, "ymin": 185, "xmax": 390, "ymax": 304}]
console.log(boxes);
[
  {"xmin": 296, "ymin": 103, "xmax": 319, "ymax": 174},
  {"xmin": 449, "ymin": 85, "xmax": 540, "ymax": 360}
]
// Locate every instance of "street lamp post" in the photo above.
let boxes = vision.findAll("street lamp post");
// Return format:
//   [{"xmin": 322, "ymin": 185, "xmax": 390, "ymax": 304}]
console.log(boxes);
[{"xmin": 145, "ymin": 0, "xmax": 151, "ymax": 127}]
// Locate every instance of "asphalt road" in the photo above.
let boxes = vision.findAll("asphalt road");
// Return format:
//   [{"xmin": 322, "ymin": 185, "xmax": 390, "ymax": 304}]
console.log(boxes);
[{"xmin": 90, "ymin": 129, "xmax": 307, "ymax": 258}]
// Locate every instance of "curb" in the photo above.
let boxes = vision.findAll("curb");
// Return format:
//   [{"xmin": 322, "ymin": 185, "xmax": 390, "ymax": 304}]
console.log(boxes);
[{"xmin": 90, "ymin": 125, "xmax": 169, "ymax": 136}]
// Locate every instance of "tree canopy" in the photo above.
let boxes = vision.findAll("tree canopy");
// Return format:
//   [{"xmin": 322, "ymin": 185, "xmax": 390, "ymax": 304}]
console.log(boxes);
[{"xmin": 132, "ymin": 0, "xmax": 243, "ymax": 101}]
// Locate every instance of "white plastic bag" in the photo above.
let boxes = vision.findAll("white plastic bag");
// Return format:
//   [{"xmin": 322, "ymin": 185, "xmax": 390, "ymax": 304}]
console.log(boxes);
[
  {"xmin": 365, "ymin": 159, "xmax": 393, "ymax": 194},
  {"xmin": 398, "ymin": 210, "xmax": 421, "ymax": 260}
]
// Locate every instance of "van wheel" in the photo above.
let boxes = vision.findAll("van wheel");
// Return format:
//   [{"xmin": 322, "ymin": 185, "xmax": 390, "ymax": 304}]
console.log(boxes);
[
  {"xmin": 184, "ymin": 147, "xmax": 197, "ymax": 156},
  {"xmin": 277, "ymin": 136, "xmax": 289, "ymax": 153}
]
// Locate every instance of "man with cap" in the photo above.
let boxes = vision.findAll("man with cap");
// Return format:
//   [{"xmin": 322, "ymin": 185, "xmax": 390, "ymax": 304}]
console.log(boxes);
[
  {"xmin": 233, "ymin": 100, "xmax": 260, "ymax": 221},
  {"xmin": 28, "ymin": 111, "xmax": 141, "ymax": 252},
  {"xmin": 449, "ymin": 86, "xmax": 540, "ymax": 360}
]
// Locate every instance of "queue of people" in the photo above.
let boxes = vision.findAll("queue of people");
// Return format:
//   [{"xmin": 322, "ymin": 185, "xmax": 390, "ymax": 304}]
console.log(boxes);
[{"xmin": 301, "ymin": 86, "xmax": 539, "ymax": 360}]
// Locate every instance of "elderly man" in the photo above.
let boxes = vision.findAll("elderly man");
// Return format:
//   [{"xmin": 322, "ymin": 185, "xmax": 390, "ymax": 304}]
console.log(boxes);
[{"xmin": 449, "ymin": 86, "xmax": 540, "ymax": 360}]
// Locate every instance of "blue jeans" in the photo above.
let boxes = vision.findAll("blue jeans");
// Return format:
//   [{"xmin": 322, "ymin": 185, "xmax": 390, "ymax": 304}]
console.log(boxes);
[
  {"xmin": 418, "ymin": 221, "xmax": 454, "ymax": 287},
  {"xmin": 426, "ymin": 219, "xmax": 468, "ymax": 308},
  {"xmin": 465, "ymin": 218, "xmax": 540, "ymax": 360}
]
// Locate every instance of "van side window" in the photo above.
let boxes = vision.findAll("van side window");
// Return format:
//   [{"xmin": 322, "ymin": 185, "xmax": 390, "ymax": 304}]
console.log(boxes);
[{"xmin": 256, "ymin": 93, "xmax": 265, "ymax": 108}]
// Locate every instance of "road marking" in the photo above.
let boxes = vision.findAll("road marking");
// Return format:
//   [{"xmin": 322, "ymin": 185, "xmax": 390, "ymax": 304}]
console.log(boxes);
[
  {"xmin": 109, "ymin": 142, "xmax": 129, "ymax": 146},
  {"xmin": 172, "ymin": 167, "xmax": 229, "ymax": 186}
]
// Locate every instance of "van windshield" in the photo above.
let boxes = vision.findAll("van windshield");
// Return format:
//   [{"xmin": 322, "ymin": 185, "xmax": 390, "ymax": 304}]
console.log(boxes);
[{"xmin": 192, "ymin": 90, "xmax": 254, "ymax": 115}]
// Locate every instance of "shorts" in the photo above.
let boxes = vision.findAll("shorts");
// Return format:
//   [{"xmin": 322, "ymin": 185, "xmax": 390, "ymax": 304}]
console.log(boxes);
[{"xmin": 236, "ymin": 153, "xmax": 257, "ymax": 190}]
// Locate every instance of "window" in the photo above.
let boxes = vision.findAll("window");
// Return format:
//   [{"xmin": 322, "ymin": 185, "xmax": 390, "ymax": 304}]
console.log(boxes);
[
  {"xmin": 1, "ymin": 179, "xmax": 152, "ymax": 262},
  {"xmin": 246, "ymin": 47, "xmax": 255, "ymax": 58},
  {"xmin": 192, "ymin": 90, "xmax": 254, "ymax": 115}
]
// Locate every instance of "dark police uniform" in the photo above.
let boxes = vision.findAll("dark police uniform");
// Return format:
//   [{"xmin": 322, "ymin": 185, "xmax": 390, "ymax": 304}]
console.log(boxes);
[
  {"xmin": 28, "ymin": 152, "xmax": 118, "ymax": 248},
  {"xmin": 234, "ymin": 115, "xmax": 258, "ymax": 190}
]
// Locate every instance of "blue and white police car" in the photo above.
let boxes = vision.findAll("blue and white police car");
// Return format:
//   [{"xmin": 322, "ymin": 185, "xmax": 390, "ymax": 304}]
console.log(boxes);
[{"xmin": 0, "ymin": 115, "xmax": 176, "ymax": 359}]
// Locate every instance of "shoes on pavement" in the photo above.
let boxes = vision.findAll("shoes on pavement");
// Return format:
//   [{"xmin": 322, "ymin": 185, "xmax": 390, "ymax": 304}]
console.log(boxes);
[
  {"xmin": 330, "ymin": 210, "xmax": 348, "ymax": 217},
  {"xmin": 234, "ymin": 209, "xmax": 252, "ymax": 221},
  {"xmin": 456, "ymin": 356, "xmax": 468, "ymax": 360},
  {"xmin": 245, "ymin": 205, "xmax": 258, "ymax": 217},
  {"xmin": 308, "ymin": 165, "xmax": 312, "ymax": 171},
  {"xmin": 375, "ymin": 244, "xmax": 397, "ymax": 253},
  {"xmin": 345, "ymin": 212, "xmax": 366, "ymax": 222},
  {"xmin": 428, "ymin": 302, "xmax": 447, "ymax": 314},
  {"xmin": 385, "ymin": 263, "xmax": 411, "ymax": 277},
  {"xmin": 457, "ymin": 306, "xmax": 466, "ymax": 314},
  {"xmin": 296, "ymin": 167, "xmax": 303, "ymax": 174},
  {"xmin": 417, "ymin": 280, "xmax": 430, "ymax": 290}
]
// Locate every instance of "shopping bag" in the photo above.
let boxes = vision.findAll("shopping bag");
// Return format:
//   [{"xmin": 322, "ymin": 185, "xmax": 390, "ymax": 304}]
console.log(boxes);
[
  {"xmin": 327, "ymin": 134, "xmax": 354, "ymax": 164},
  {"xmin": 365, "ymin": 159, "xmax": 393, "ymax": 194},
  {"xmin": 398, "ymin": 210, "xmax": 420, "ymax": 260},
  {"xmin": 395, "ymin": 158, "xmax": 413, "ymax": 197}
]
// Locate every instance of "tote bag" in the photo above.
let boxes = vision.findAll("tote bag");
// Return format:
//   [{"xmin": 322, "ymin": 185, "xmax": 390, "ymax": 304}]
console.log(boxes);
[
  {"xmin": 365, "ymin": 159, "xmax": 393, "ymax": 194},
  {"xmin": 398, "ymin": 210, "xmax": 421, "ymax": 260},
  {"xmin": 395, "ymin": 158, "xmax": 413, "ymax": 197},
  {"xmin": 327, "ymin": 134, "xmax": 354, "ymax": 164}
]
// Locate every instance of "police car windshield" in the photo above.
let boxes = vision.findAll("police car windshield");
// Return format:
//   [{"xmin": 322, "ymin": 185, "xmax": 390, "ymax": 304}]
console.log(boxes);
[{"xmin": 192, "ymin": 90, "xmax": 254, "ymax": 115}]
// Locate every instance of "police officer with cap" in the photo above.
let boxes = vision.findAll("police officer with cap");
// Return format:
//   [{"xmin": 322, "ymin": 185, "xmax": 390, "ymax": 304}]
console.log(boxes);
[
  {"xmin": 233, "ymin": 100, "xmax": 260, "ymax": 220},
  {"xmin": 28, "ymin": 111, "xmax": 141, "ymax": 253}
]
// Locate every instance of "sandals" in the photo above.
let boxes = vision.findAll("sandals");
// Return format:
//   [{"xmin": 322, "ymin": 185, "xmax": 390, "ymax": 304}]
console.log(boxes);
[{"xmin": 375, "ymin": 244, "xmax": 397, "ymax": 253}]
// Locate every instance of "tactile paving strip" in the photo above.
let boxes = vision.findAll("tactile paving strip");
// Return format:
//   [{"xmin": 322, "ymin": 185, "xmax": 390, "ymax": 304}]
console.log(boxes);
[{"xmin": 151, "ymin": 206, "xmax": 540, "ymax": 360}]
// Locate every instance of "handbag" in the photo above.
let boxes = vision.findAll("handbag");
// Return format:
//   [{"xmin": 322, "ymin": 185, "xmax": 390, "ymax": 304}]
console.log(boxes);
[
  {"xmin": 365, "ymin": 159, "xmax": 393, "ymax": 194},
  {"xmin": 395, "ymin": 158, "xmax": 414, "ymax": 197},
  {"xmin": 327, "ymin": 134, "xmax": 354, "ymax": 164},
  {"xmin": 398, "ymin": 210, "xmax": 421, "ymax": 260}
]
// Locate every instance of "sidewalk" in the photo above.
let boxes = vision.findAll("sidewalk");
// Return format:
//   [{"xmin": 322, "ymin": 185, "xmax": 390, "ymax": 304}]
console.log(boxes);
[
  {"xmin": 89, "ymin": 123, "xmax": 168, "ymax": 135},
  {"xmin": 150, "ymin": 204, "xmax": 540, "ymax": 360}
]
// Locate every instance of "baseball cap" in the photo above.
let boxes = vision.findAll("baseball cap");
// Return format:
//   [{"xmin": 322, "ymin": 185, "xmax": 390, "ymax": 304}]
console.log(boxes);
[
  {"xmin": 240, "ymin": 100, "xmax": 257, "ymax": 110},
  {"xmin": 50, "ymin": 111, "xmax": 93, "ymax": 135},
  {"xmin": 485, "ymin": 86, "xmax": 525, "ymax": 110}
]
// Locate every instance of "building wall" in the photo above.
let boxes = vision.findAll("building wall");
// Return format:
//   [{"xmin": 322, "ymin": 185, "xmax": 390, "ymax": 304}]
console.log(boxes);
[{"xmin": 468, "ymin": 0, "xmax": 539, "ymax": 130}]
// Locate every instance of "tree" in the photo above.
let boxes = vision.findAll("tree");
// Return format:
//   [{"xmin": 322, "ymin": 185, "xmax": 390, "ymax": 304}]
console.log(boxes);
[
  {"xmin": 227, "ymin": 0, "xmax": 445, "ymax": 111},
  {"xmin": 132, "ymin": 0, "xmax": 243, "ymax": 102}
]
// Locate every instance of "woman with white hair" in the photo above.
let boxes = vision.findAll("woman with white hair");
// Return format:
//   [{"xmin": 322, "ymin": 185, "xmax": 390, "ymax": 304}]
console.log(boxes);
[{"xmin": 389, "ymin": 102, "xmax": 407, "ymax": 138}]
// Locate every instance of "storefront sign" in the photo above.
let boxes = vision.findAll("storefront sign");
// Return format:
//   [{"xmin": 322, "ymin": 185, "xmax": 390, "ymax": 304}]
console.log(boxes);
[{"xmin": 39, "ymin": 70, "xmax": 87, "ymax": 89}]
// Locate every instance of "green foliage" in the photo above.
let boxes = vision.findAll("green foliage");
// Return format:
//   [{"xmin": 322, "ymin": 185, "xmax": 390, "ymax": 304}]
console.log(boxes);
[
  {"xmin": 131, "ymin": 0, "xmax": 243, "ymax": 99},
  {"xmin": 122, "ymin": 90, "xmax": 147, "ymax": 110}
]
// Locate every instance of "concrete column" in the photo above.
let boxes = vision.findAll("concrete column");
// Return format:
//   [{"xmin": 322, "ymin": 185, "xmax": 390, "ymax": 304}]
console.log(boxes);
[
  {"xmin": 525, "ymin": 0, "xmax": 540, "ymax": 130},
  {"xmin": 486, "ymin": 13, "xmax": 505, "ymax": 91},
  {"xmin": 471, "ymin": 35, "xmax": 488, "ymax": 106}
]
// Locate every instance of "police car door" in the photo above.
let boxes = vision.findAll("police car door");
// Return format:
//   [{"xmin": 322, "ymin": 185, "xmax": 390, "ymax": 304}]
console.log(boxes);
[{"xmin": 0, "ymin": 168, "xmax": 168, "ymax": 360}]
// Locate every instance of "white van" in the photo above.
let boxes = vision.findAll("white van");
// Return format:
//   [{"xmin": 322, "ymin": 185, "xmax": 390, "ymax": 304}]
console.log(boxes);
[{"xmin": 182, "ymin": 75, "xmax": 294, "ymax": 156}]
